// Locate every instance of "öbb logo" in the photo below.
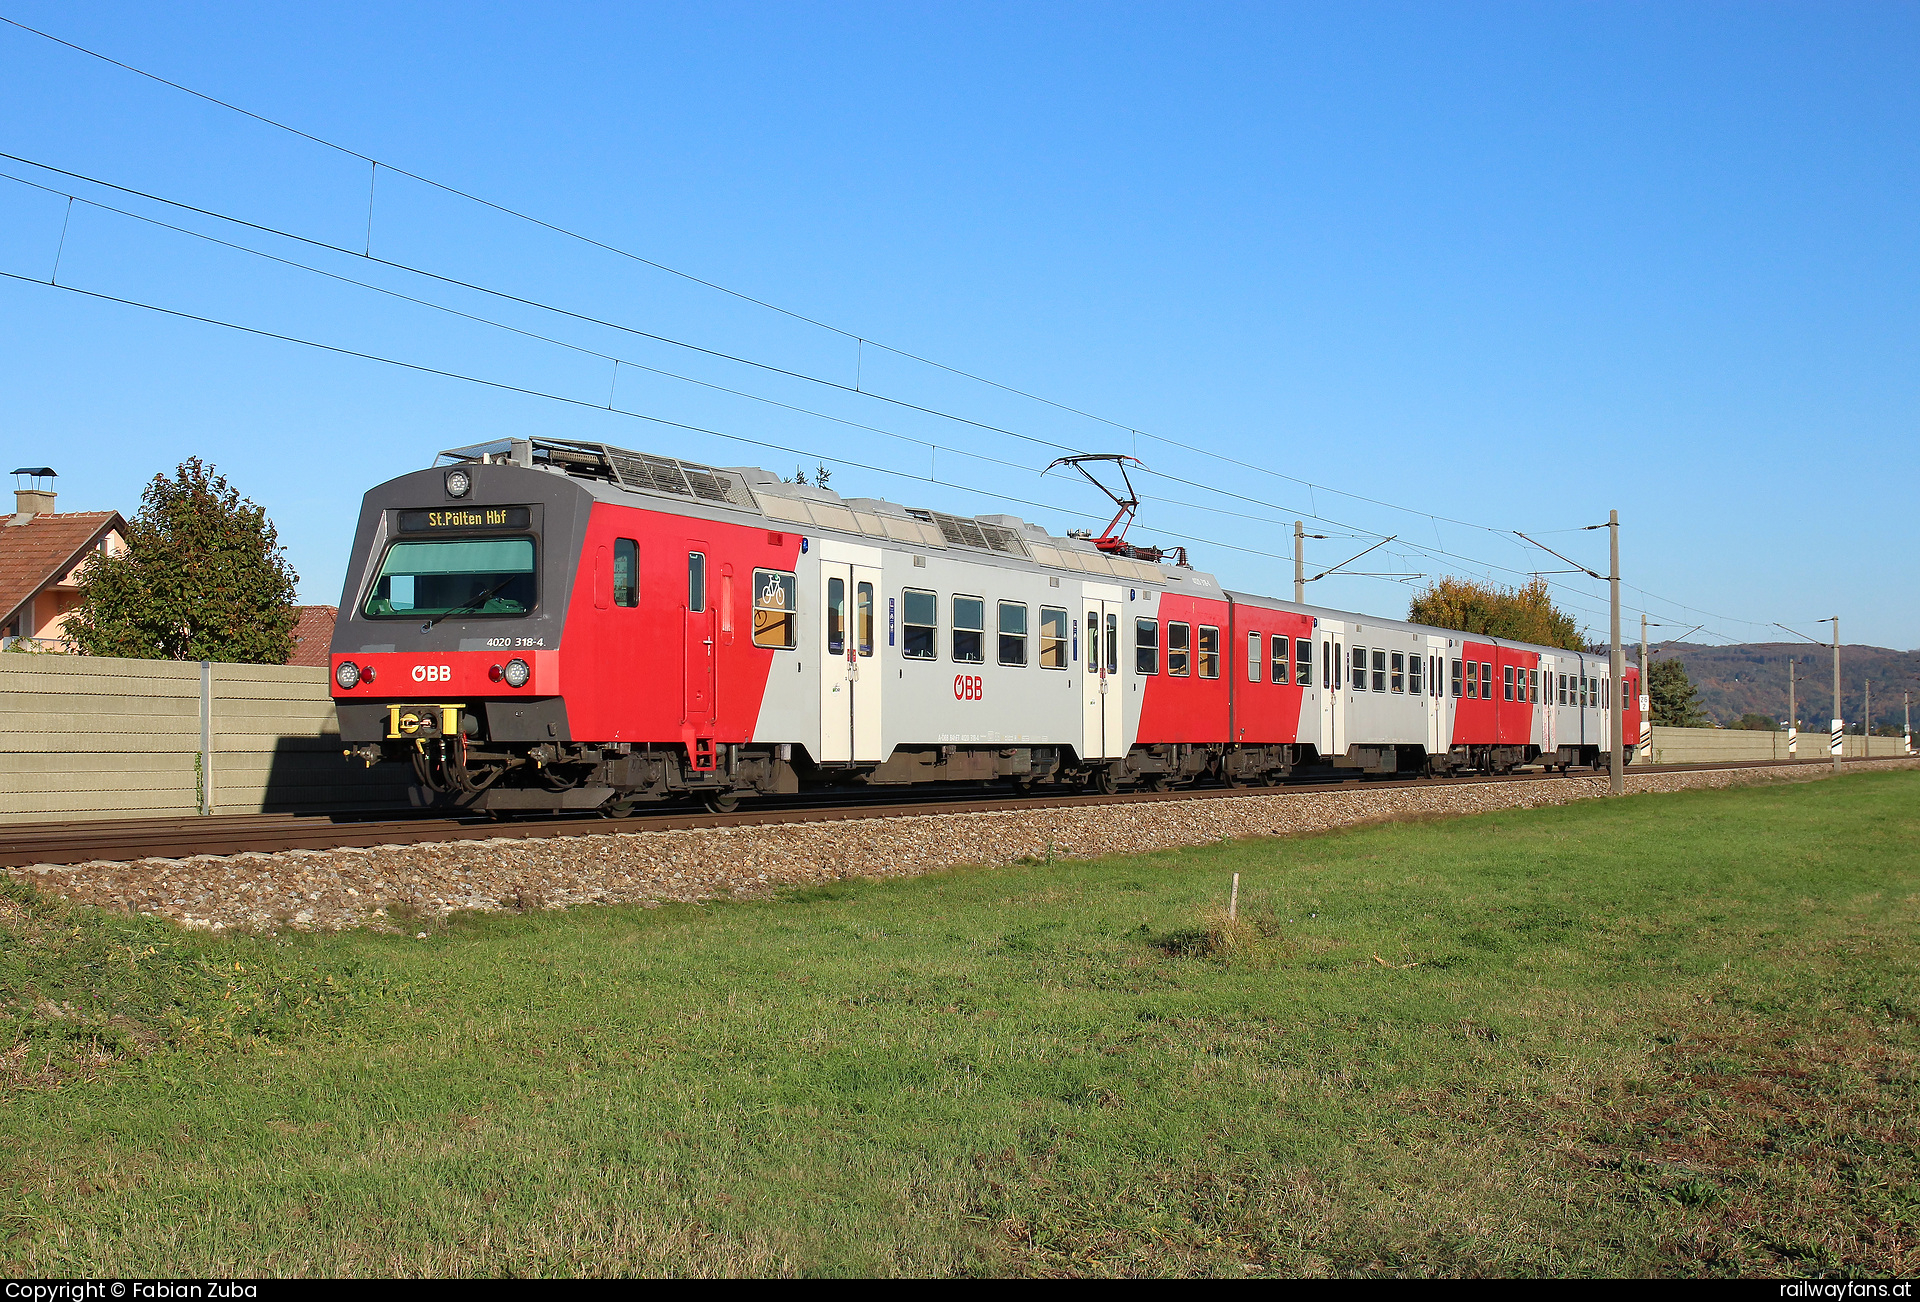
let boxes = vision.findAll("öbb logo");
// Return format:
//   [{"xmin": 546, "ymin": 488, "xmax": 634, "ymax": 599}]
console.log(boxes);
[
  {"xmin": 953, "ymin": 675, "xmax": 982, "ymax": 701},
  {"xmin": 412, "ymin": 664, "xmax": 452, "ymax": 683}
]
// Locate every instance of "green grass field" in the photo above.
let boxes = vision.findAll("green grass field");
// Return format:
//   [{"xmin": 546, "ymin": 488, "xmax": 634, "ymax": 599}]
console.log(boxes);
[{"xmin": 5, "ymin": 771, "xmax": 1918, "ymax": 1277}]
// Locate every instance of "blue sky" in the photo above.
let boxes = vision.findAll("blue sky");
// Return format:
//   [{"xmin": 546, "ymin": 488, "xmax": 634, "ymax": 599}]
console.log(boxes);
[{"xmin": 1, "ymin": 2, "xmax": 1914, "ymax": 649}]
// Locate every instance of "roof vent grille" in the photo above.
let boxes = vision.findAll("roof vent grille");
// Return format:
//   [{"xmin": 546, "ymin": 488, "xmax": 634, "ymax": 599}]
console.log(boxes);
[{"xmin": 906, "ymin": 509, "xmax": 1028, "ymax": 557}]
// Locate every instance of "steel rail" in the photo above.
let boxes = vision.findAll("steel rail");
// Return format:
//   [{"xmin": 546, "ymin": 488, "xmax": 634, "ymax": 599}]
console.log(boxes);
[{"xmin": 2, "ymin": 756, "xmax": 1908, "ymax": 870}]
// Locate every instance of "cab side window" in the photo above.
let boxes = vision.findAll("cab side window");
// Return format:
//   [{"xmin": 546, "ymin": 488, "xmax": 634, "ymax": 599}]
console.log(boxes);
[{"xmin": 613, "ymin": 539, "xmax": 638, "ymax": 608}]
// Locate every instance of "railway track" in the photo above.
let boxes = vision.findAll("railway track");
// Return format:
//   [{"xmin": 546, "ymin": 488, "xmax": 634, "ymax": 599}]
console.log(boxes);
[{"xmin": 3, "ymin": 755, "xmax": 1907, "ymax": 870}]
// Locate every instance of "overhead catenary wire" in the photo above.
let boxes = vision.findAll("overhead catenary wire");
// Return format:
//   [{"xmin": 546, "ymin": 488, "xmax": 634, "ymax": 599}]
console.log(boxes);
[
  {"xmin": 0, "ymin": 166, "xmax": 1402, "ymax": 542},
  {"xmin": 0, "ymin": 155, "xmax": 1549, "ymax": 568},
  {"xmin": 0, "ymin": 268, "xmax": 1343, "ymax": 571},
  {"xmin": 0, "ymin": 22, "xmax": 1829, "ymax": 640},
  {"xmin": 0, "ymin": 174, "xmax": 1757, "ymax": 642},
  {"xmin": 0, "ymin": 148, "xmax": 1721, "ymax": 628},
  {"xmin": 0, "ymin": 25, "xmax": 1736, "ymax": 573}
]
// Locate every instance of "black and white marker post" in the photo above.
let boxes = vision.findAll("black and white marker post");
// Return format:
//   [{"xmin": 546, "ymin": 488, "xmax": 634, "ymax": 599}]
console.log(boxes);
[{"xmin": 1827, "ymin": 617, "xmax": 1843, "ymax": 773}]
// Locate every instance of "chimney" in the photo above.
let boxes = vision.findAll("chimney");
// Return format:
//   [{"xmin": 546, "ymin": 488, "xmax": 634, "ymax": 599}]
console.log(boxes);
[{"xmin": 8, "ymin": 467, "xmax": 57, "ymax": 524}]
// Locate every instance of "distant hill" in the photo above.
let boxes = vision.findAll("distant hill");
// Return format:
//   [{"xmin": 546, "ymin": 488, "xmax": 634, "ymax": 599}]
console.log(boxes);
[{"xmin": 1647, "ymin": 642, "xmax": 1919, "ymax": 730}]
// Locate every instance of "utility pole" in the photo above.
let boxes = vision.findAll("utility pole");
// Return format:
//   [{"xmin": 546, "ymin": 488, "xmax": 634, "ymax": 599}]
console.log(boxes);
[
  {"xmin": 1609, "ymin": 510, "xmax": 1623, "ymax": 796},
  {"xmin": 1864, "ymin": 680, "xmax": 1871, "ymax": 749},
  {"xmin": 1294, "ymin": 521, "xmax": 1305, "ymax": 604},
  {"xmin": 1787, "ymin": 656, "xmax": 1797, "ymax": 760},
  {"xmin": 1827, "ymin": 617, "xmax": 1842, "ymax": 772},
  {"xmin": 1906, "ymin": 690, "xmax": 1912, "ymax": 756}
]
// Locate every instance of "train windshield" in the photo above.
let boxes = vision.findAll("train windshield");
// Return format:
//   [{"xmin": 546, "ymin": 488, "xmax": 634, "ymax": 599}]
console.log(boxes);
[{"xmin": 363, "ymin": 538, "xmax": 536, "ymax": 618}]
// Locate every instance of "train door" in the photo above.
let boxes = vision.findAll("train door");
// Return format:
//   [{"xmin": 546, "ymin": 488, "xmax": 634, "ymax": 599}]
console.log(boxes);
[
  {"xmin": 1081, "ymin": 588, "xmax": 1124, "ymax": 761},
  {"xmin": 684, "ymin": 546, "xmax": 714, "ymax": 734},
  {"xmin": 1540, "ymin": 655, "xmax": 1556, "ymax": 754},
  {"xmin": 817, "ymin": 542, "xmax": 884, "ymax": 763},
  {"xmin": 1322, "ymin": 622, "xmax": 1345, "ymax": 762},
  {"xmin": 1426, "ymin": 643, "xmax": 1444, "ymax": 758}
]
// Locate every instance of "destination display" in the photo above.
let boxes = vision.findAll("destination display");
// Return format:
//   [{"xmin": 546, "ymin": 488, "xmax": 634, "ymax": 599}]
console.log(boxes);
[{"xmin": 397, "ymin": 505, "xmax": 531, "ymax": 532}]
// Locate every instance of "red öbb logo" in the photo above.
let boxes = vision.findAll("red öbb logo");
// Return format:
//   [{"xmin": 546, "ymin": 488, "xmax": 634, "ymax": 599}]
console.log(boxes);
[{"xmin": 953, "ymin": 675, "xmax": 982, "ymax": 701}]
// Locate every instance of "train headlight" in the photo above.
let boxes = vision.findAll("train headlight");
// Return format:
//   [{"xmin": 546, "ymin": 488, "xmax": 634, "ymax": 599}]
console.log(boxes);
[
  {"xmin": 445, "ymin": 468, "xmax": 472, "ymax": 498},
  {"xmin": 502, "ymin": 657, "xmax": 530, "ymax": 688},
  {"xmin": 335, "ymin": 660, "xmax": 361, "ymax": 689}
]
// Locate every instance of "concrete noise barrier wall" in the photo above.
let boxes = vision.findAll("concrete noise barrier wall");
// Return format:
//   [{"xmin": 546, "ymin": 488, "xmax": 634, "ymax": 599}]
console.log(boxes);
[
  {"xmin": 1634, "ymin": 724, "xmax": 1910, "ymax": 765},
  {"xmin": 0, "ymin": 653, "xmax": 413, "ymax": 823}
]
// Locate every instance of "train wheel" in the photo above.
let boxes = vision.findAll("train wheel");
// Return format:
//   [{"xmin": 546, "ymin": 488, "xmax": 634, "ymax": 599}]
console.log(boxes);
[
  {"xmin": 1086, "ymin": 767, "xmax": 1119, "ymax": 796},
  {"xmin": 704, "ymin": 791, "xmax": 741, "ymax": 814}
]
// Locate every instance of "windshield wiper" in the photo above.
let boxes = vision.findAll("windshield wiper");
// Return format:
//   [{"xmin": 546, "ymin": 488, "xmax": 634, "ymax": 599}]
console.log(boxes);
[{"xmin": 420, "ymin": 577, "xmax": 516, "ymax": 631}]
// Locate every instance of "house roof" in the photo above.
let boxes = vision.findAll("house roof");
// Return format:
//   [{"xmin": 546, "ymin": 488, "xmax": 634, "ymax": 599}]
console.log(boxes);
[
  {"xmin": 287, "ymin": 605, "xmax": 338, "ymax": 667},
  {"xmin": 0, "ymin": 511, "xmax": 124, "ymax": 629}
]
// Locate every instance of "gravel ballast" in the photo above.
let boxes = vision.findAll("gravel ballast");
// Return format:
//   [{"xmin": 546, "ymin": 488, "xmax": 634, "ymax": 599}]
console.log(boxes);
[{"xmin": 11, "ymin": 761, "xmax": 1916, "ymax": 934}]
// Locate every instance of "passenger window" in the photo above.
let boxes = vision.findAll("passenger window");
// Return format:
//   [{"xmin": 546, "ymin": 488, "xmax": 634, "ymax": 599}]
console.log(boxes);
[
  {"xmin": 1482, "ymin": 663, "xmax": 1493, "ymax": 698},
  {"xmin": 1106, "ymin": 613, "xmax": 1119, "ymax": 675},
  {"xmin": 613, "ymin": 538, "xmax": 638, "ymax": 608},
  {"xmin": 1558, "ymin": 672, "xmax": 1567, "ymax": 705},
  {"xmin": 1039, "ymin": 606, "xmax": 1068, "ymax": 669},
  {"xmin": 1297, "ymin": 637, "xmax": 1314, "ymax": 687},
  {"xmin": 1248, "ymin": 631, "xmax": 1262, "ymax": 682},
  {"xmin": 1272, "ymin": 635, "xmax": 1289, "ymax": 685},
  {"xmin": 1504, "ymin": 665, "xmax": 1515, "ymax": 701},
  {"xmin": 1371, "ymin": 648, "xmax": 1387, "ymax": 693},
  {"xmin": 1466, "ymin": 659, "xmax": 1479, "ymax": 699},
  {"xmin": 751, "ymin": 569, "xmax": 797, "ymax": 649},
  {"xmin": 1198, "ymin": 625, "xmax": 1219, "ymax": 678},
  {"xmin": 1167, "ymin": 622, "xmax": 1191, "ymax": 676},
  {"xmin": 857, "ymin": 582, "xmax": 874, "ymax": 657},
  {"xmin": 953, "ymin": 595, "xmax": 985, "ymax": 664},
  {"xmin": 827, "ymin": 576, "xmax": 846, "ymax": 656},
  {"xmin": 902, "ymin": 587, "xmax": 937, "ymax": 660},
  {"xmin": 998, "ymin": 601, "xmax": 1027, "ymax": 666},
  {"xmin": 688, "ymin": 552, "xmax": 706, "ymax": 613},
  {"xmin": 1390, "ymin": 651, "xmax": 1405, "ymax": 694},
  {"xmin": 1451, "ymin": 658, "xmax": 1463, "ymax": 697},
  {"xmin": 1408, "ymin": 652, "xmax": 1422, "ymax": 697},
  {"xmin": 1135, "ymin": 617, "xmax": 1159, "ymax": 675},
  {"xmin": 1351, "ymin": 645, "xmax": 1367, "ymax": 691}
]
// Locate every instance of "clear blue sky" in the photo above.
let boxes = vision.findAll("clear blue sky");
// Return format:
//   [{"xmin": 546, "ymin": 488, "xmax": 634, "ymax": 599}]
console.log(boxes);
[{"xmin": 2, "ymin": 3, "xmax": 1914, "ymax": 649}]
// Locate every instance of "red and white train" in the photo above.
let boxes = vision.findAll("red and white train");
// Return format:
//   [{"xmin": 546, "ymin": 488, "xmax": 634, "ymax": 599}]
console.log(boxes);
[{"xmin": 329, "ymin": 438, "xmax": 1638, "ymax": 813}]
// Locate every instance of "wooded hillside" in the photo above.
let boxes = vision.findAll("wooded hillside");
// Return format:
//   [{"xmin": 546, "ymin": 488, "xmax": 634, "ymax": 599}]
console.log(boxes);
[{"xmin": 1651, "ymin": 642, "xmax": 1918, "ymax": 729}]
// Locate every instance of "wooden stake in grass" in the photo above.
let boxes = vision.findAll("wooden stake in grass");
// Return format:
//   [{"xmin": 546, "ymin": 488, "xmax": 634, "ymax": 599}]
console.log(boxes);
[{"xmin": 1229, "ymin": 872, "xmax": 1240, "ymax": 921}]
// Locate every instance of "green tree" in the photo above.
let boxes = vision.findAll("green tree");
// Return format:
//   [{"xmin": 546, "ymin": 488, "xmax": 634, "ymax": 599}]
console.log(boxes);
[
  {"xmin": 1732, "ymin": 712, "xmax": 1780, "ymax": 731},
  {"xmin": 65, "ymin": 459, "xmax": 299, "ymax": 664},
  {"xmin": 1407, "ymin": 576, "xmax": 1583, "ymax": 650},
  {"xmin": 1647, "ymin": 657, "xmax": 1708, "ymax": 727}
]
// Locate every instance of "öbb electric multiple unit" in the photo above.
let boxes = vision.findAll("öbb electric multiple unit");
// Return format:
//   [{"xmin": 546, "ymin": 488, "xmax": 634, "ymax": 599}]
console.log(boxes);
[{"xmin": 329, "ymin": 438, "xmax": 1639, "ymax": 813}]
